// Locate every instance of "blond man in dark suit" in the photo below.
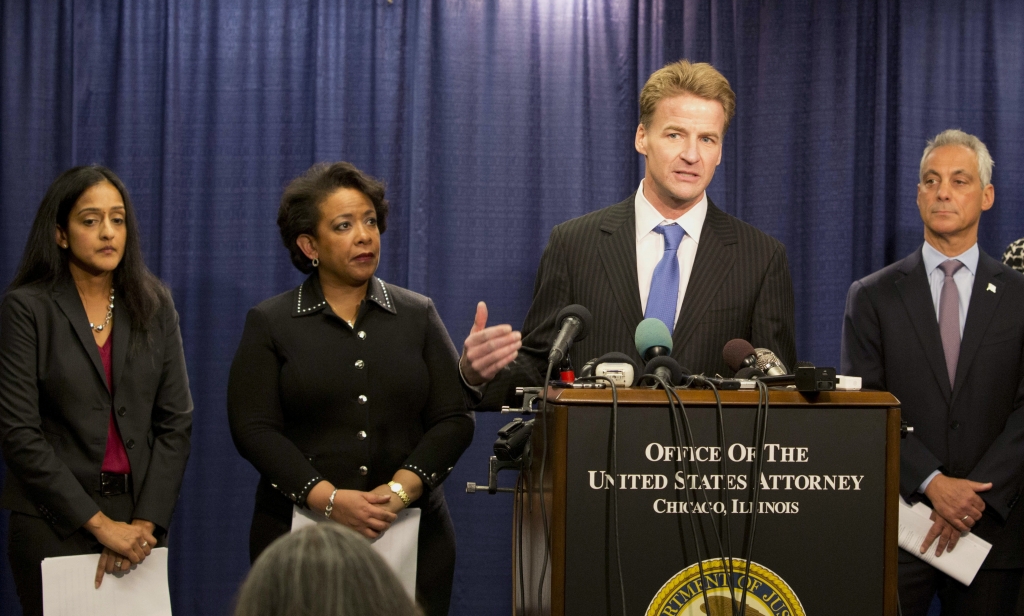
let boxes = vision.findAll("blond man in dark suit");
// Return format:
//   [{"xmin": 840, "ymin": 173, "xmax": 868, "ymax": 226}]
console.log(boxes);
[{"xmin": 460, "ymin": 60, "xmax": 796, "ymax": 409}]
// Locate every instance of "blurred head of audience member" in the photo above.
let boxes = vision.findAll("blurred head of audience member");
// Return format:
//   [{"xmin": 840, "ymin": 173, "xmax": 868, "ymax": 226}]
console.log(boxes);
[{"xmin": 234, "ymin": 523, "xmax": 422, "ymax": 616}]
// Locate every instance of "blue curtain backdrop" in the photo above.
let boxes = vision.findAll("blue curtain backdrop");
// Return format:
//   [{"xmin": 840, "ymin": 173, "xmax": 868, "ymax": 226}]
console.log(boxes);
[{"xmin": 2, "ymin": 1, "xmax": 1023, "ymax": 614}]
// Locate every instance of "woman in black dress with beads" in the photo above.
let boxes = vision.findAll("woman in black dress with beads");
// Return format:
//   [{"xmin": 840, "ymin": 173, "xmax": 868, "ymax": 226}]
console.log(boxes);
[{"xmin": 228, "ymin": 162, "xmax": 473, "ymax": 615}]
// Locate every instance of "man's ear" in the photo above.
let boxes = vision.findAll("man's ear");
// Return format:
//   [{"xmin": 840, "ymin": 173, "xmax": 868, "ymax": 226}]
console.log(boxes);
[
  {"xmin": 981, "ymin": 183, "xmax": 995, "ymax": 212},
  {"xmin": 635, "ymin": 123, "xmax": 647, "ymax": 156}
]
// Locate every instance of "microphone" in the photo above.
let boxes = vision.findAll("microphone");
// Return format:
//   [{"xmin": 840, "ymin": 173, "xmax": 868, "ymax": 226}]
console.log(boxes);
[
  {"xmin": 722, "ymin": 338, "xmax": 787, "ymax": 377},
  {"xmin": 753, "ymin": 348, "xmax": 788, "ymax": 376},
  {"xmin": 643, "ymin": 356, "xmax": 687, "ymax": 387},
  {"xmin": 723, "ymin": 339, "xmax": 759, "ymax": 372},
  {"xmin": 589, "ymin": 352, "xmax": 640, "ymax": 387},
  {"xmin": 635, "ymin": 318, "xmax": 673, "ymax": 362},
  {"xmin": 548, "ymin": 305, "xmax": 592, "ymax": 365},
  {"xmin": 734, "ymin": 366, "xmax": 766, "ymax": 380}
]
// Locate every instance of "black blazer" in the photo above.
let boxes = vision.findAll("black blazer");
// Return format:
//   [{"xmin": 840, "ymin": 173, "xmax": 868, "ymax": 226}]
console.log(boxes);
[
  {"xmin": 0, "ymin": 278, "xmax": 193, "ymax": 539},
  {"xmin": 228, "ymin": 274, "xmax": 474, "ymax": 519},
  {"xmin": 477, "ymin": 195, "xmax": 797, "ymax": 411},
  {"xmin": 842, "ymin": 247, "xmax": 1024, "ymax": 567}
]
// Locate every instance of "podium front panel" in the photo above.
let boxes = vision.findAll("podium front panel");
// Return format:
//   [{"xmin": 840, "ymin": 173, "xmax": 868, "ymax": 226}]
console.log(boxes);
[{"xmin": 519, "ymin": 391, "xmax": 898, "ymax": 616}]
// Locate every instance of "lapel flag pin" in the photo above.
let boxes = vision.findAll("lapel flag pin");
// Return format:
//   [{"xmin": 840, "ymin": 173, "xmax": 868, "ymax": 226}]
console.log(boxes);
[{"xmin": 987, "ymin": 283, "xmax": 997, "ymax": 293}]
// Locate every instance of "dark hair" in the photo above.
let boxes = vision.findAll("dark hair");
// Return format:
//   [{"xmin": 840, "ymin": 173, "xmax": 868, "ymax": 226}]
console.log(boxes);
[
  {"xmin": 233, "ymin": 523, "xmax": 422, "ymax": 616},
  {"xmin": 277, "ymin": 162, "xmax": 390, "ymax": 273},
  {"xmin": 8, "ymin": 166, "xmax": 169, "ymax": 349}
]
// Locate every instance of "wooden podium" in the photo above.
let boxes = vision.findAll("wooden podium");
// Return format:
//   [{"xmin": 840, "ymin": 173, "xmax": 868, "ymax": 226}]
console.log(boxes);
[{"xmin": 512, "ymin": 388, "xmax": 900, "ymax": 616}]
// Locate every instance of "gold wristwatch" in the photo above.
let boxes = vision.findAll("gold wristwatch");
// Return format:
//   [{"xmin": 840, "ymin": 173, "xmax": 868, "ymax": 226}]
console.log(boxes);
[{"xmin": 388, "ymin": 481, "xmax": 411, "ymax": 506}]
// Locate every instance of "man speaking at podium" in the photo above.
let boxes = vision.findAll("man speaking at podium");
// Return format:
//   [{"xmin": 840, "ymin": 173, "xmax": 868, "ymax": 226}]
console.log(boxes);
[
  {"xmin": 842, "ymin": 129, "xmax": 1024, "ymax": 615},
  {"xmin": 459, "ymin": 60, "xmax": 796, "ymax": 410}
]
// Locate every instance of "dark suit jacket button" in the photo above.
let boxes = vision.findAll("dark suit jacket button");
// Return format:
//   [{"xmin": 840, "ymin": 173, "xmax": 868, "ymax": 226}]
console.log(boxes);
[
  {"xmin": 125, "ymin": 439, "xmax": 135, "ymax": 449},
  {"xmin": 950, "ymin": 421, "xmax": 960, "ymax": 430},
  {"xmin": 359, "ymin": 465, "xmax": 368, "ymax": 475},
  {"xmin": 117, "ymin": 407, "xmax": 127, "ymax": 417}
]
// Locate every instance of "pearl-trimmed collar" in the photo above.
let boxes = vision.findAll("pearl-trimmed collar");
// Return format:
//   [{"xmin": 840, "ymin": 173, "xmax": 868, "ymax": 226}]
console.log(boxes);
[{"xmin": 291, "ymin": 274, "xmax": 396, "ymax": 317}]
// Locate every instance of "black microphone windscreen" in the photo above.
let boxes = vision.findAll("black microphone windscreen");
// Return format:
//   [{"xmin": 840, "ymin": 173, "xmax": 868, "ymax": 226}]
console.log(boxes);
[
  {"xmin": 594, "ymin": 351, "xmax": 638, "ymax": 368},
  {"xmin": 644, "ymin": 355, "xmax": 683, "ymax": 386},
  {"xmin": 735, "ymin": 366, "xmax": 766, "ymax": 379},
  {"xmin": 556, "ymin": 304, "xmax": 592, "ymax": 342},
  {"xmin": 723, "ymin": 338, "xmax": 757, "ymax": 372}
]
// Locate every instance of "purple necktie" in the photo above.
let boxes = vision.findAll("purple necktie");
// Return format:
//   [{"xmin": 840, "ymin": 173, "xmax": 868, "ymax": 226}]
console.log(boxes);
[
  {"xmin": 938, "ymin": 259, "xmax": 964, "ymax": 388},
  {"xmin": 645, "ymin": 224, "xmax": 685, "ymax": 332}
]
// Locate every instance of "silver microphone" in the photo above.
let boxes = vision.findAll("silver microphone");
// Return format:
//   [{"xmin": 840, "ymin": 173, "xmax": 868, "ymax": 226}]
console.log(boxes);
[{"xmin": 753, "ymin": 348, "xmax": 788, "ymax": 376}]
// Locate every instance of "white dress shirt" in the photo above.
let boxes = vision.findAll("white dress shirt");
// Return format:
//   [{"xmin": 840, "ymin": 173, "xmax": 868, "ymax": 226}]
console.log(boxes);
[{"xmin": 635, "ymin": 181, "xmax": 707, "ymax": 328}]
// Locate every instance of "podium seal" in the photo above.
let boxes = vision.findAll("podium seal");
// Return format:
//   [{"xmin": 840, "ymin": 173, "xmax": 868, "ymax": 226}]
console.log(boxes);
[{"xmin": 646, "ymin": 558, "xmax": 805, "ymax": 616}]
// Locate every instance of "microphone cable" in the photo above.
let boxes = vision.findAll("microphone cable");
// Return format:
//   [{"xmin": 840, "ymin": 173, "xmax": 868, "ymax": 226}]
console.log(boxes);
[
  {"xmin": 667, "ymin": 376, "xmax": 741, "ymax": 609},
  {"xmin": 640, "ymin": 373, "xmax": 715, "ymax": 614},
  {"xmin": 574, "ymin": 374, "xmax": 627, "ymax": 616},
  {"xmin": 738, "ymin": 378, "xmax": 771, "ymax": 616},
  {"xmin": 535, "ymin": 365, "xmax": 627, "ymax": 615},
  {"xmin": 535, "ymin": 359, "xmax": 555, "ymax": 616},
  {"xmin": 515, "ymin": 470, "xmax": 526, "ymax": 615},
  {"xmin": 673, "ymin": 379, "xmax": 741, "ymax": 615}
]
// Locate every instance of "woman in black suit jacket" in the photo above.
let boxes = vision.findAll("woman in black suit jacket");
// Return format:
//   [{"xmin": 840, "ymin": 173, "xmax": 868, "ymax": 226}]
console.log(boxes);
[
  {"xmin": 228, "ymin": 162, "xmax": 474, "ymax": 616},
  {"xmin": 0, "ymin": 166, "xmax": 193, "ymax": 616}
]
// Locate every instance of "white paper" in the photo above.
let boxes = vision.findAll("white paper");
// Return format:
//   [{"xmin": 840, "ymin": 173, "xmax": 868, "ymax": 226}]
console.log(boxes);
[
  {"xmin": 41, "ymin": 547, "xmax": 172, "ymax": 616},
  {"xmin": 898, "ymin": 497, "xmax": 992, "ymax": 585},
  {"xmin": 292, "ymin": 505, "xmax": 420, "ymax": 598}
]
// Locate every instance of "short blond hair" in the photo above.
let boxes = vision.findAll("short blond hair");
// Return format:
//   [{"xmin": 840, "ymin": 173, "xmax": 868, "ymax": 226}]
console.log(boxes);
[{"xmin": 639, "ymin": 60, "xmax": 736, "ymax": 133}]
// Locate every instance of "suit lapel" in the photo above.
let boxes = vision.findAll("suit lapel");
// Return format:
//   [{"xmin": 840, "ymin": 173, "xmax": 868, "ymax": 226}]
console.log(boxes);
[
  {"xmin": 598, "ymin": 197, "xmax": 644, "ymax": 333},
  {"xmin": 673, "ymin": 199, "xmax": 736, "ymax": 352},
  {"xmin": 53, "ymin": 278, "xmax": 107, "ymax": 386},
  {"xmin": 894, "ymin": 250, "xmax": 952, "ymax": 400},
  {"xmin": 952, "ymin": 251, "xmax": 1004, "ymax": 401}
]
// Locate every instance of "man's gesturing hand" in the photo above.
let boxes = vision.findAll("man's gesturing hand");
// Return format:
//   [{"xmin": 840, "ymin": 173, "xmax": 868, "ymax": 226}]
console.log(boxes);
[{"xmin": 460, "ymin": 302, "xmax": 521, "ymax": 386}]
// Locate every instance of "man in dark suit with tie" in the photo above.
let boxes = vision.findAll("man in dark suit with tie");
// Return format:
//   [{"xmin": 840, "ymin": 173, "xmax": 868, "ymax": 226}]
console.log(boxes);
[
  {"xmin": 842, "ymin": 129, "xmax": 1024, "ymax": 615},
  {"xmin": 459, "ymin": 60, "xmax": 796, "ymax": 409}
]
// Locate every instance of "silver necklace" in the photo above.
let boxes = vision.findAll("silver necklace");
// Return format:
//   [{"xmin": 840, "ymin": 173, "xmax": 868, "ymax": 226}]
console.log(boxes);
[{"xmin": 90, "ymin": 288, "xmax": 115, "ymax": 332}]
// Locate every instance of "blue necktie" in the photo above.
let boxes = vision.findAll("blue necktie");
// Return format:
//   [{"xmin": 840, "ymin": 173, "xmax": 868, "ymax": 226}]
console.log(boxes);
[{"xmin": 645, "ymin": 224, "xmax": 685, "ymax": 332}]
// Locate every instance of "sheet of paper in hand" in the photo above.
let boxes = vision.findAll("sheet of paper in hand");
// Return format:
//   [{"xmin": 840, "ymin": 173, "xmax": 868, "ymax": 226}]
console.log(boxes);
[
  {"xmin": 42, "ymin": 547, "xmax": 172, "ymax": 616},
  {"xmin": 898, "ymin": 496, "xmax": 991, "ymax": 585},
  {"xmin": 292, "ymin": 504, "xmax": 420, "ymax": 599}
]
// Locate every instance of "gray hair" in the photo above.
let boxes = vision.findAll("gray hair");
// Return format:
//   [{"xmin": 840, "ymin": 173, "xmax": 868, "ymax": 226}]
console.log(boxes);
[
  {"xmin": 920, "ymin": 128, "xmax": 994, "ymax": 186},
  {"xmin": 234, "ymin": 524, "xmax": 423, "ymax": 616}
]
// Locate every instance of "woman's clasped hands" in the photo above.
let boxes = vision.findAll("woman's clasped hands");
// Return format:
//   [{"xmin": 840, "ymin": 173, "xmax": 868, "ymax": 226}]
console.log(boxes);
[
  {"xmin": 84, "ymin": 513, "xmax": 158, "ymax": 588},
  {"xmin": 309, "ymin": 481, "xmax": 398, "ymax": 539}
]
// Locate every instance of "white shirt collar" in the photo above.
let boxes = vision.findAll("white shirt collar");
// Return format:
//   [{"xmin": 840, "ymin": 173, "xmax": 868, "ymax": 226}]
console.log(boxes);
[
  {"xmin": 634, "ymin": 181, "xmax": 707, "ymax": 244},
  {"xmin": 921, "ymin": 241, "xmax": 979, "ymax": 276}
]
